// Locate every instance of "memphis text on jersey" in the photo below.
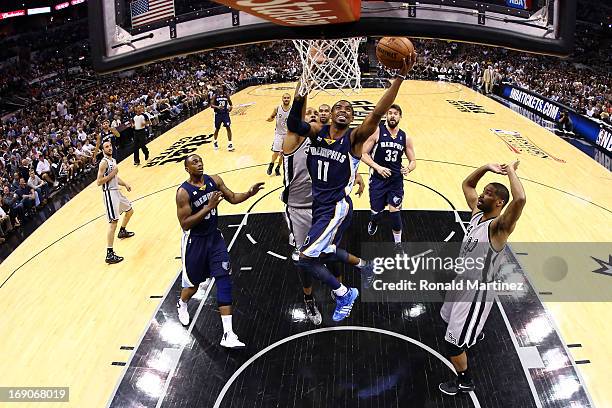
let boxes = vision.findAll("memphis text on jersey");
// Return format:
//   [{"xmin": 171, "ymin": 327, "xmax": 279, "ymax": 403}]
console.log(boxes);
[
  {"xmin": 309, "ymin": 144, "xmax": 346, "ymax": 163},
  {"xmin": 373, "ymin": 279, "xmax": 525, "ymax": 292}
]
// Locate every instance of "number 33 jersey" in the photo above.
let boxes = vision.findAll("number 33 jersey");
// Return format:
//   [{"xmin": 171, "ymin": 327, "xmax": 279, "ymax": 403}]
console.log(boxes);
[
  {"xmin": 306, "ymin": 125, "xmax": 360, "ymax": 206},
  {"xmin": 370, "ymin": 122, "xmax": 406, "ymax": 181}
]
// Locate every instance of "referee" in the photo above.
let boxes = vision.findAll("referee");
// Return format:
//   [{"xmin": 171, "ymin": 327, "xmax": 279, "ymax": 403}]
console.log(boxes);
[{"xmin": 132, "ymin": 105, "xmax": 150, "ymax": 166}]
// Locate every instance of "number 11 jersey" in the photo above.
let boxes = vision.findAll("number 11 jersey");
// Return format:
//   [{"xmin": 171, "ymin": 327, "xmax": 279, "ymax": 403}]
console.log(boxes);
[{"xmin": 306, "ymin": 125, "xmax": 360, "ymax": 206}]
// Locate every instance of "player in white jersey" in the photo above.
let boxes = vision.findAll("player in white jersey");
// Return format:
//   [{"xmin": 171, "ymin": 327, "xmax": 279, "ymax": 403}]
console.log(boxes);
[
  {"xmin": 282, "ymin": 82, "xmax": 366, "ymax": 325},
  {"xmin": 96, "ymin": 139, "xmax": 135, "ymax": 264},
  {"xmin": 439, "ymin": 160, "xmax": 525, "ymax": 396},
  {"xmin": 266, "ymin": 93, "xmax": 291, "ymax": 176}
]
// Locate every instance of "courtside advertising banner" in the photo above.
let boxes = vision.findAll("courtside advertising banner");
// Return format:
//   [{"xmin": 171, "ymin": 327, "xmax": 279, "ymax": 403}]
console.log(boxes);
[{"xmin": 501, "ymin": 84, "xmax": 612, "ymax": 153}]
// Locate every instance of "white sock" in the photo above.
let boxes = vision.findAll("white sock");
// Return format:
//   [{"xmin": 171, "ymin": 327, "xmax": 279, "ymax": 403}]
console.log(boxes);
[
  {"xmin": 333, "ymin": 284, "xmax": 348, "ymax": 297},
  {"xmin": 357, "ymin": 259, "xmax": 366, "ymax": 268},
  {"xmin": 221, "ymin": 315, "xmax": 233, "ymax": 334},
  {"xmin": 393, "ymin": 231, "xmax": 402, "ymax": 243}
]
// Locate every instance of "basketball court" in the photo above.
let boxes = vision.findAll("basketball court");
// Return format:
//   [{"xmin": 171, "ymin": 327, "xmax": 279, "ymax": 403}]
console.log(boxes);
[
  {"xmin": 1, "ymin": 80, "xmax": 610, "ymax": 407},
  {"xmin": 2, "ymin": 0, "xmax": 610, "ymax": 407}
]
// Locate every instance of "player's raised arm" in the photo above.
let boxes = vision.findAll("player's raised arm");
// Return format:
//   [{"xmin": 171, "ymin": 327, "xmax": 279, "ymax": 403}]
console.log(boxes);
[
  {"xmin": 462, "ymin": 163, "xmax": 506, "ymax": 213},
  {"xmin": 352, "ymin": 54, "xmax": 416, "ymax": 147},
  {"xmin": 211, "ymin": 174, "xmax": 264, "ymax": 204},
  {"xmin": 287, "ymin": 84, "xmax": 322, "ymax": 140},
  {"xmin": 176, "ymin": 187, "xmax": 221, "ymax": 231},
  {"xmin": 492, "ymin": 160, "xmax": 525, "ymax": 238}
]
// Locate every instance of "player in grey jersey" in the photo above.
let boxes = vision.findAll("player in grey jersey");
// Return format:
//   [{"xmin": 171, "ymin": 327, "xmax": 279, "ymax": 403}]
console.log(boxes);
[
  {"xmin": 439, "ymin": 160, "xmax": 525, "ymax": 396},
  {"xmin": 96, "ymin": 139, "xmax": 136, "ymax": 264},
  {"xmin": 266, "ymin": 93, "xmax": 291, "ymax": 176},
  {"xmin": 282, "ymin": 82, "xmax": 366, "ymax": 325}
]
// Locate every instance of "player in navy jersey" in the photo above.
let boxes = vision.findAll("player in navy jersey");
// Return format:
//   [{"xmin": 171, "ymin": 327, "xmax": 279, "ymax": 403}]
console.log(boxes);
[
  {"xmin": 362, "ymin": 104, "xmax": 416, "ymax": 249},
  {"xmin": 176, "ymin": 154, "xmax": 263, "ymax": 348},
  {"xmin": 288, "ymin": 55, "xmax": 416, "ymax": 322},
  {"xmin": 211, "ymin": 85, "xmax": 235, "ymax": 151}
]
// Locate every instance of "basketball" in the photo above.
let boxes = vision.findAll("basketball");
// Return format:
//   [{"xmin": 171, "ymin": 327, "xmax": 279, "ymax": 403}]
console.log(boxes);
[{"xmin": 376, "ymin": 37, "xmax": 415, "ymax": 69}]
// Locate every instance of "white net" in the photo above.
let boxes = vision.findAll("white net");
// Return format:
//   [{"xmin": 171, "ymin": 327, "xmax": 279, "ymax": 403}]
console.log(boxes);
[{"xmin": 292, "ymin": 38, "xmax": 364, "ymax": 97}]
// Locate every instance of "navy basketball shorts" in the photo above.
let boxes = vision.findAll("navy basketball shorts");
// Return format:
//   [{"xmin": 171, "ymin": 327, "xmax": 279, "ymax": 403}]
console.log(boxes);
[
  {"xmin": 369, "ymin": 177, "xmax": 404, "ymax": 213},
  {"xmin": 214, "ymin": 113, "xmax": 231, "ymax": 129},
  {"xmin": 181, "ymin": 229, "xmax": 231, "ymax": 288},
  {"xmin": 302, "ymin": 196, "xmax": 353, "ymax": 258}
]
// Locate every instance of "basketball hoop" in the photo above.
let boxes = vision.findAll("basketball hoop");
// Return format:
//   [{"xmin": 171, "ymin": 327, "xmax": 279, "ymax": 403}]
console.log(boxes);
[{"xmin": 293, "ymin": 38, "xmax": 364, "ymax": 97}]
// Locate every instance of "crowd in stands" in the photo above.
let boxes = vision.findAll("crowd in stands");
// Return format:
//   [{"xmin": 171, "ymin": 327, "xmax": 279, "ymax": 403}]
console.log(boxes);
[
  {"xmin": 404, "ymin": 23, "xmax": 611, "ymax": 123},
  {"xmin": 0, "ymin": 30, "xmax": 302, "ymax": 242},
  {"xmin": 1, "ymin": 8, "xmax": 610, "ymax": 243}
]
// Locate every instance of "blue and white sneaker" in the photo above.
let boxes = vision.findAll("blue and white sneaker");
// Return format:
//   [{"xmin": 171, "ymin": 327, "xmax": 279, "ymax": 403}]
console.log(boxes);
[
  {"xmin": 360, "ymin": 261, "xmax": 375, "ymax": 289},
  {"xmin": 332, "ymin": 288, "xmax": 359, "ymax": 322}
]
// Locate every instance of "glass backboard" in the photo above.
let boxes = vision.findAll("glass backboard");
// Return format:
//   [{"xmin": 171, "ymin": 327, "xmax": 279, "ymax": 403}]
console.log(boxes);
[{"xmin": 89, "ymin": 0, "xmax": 576, "ymax": 73}]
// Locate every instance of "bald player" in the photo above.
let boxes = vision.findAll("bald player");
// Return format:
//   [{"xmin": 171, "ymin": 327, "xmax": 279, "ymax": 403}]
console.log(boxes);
[{"xmin": 439, "ymin": 160, "xmax": 525, "ymax": 395}]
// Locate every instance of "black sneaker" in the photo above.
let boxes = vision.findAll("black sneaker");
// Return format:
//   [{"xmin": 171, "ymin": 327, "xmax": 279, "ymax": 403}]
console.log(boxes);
[
  {"xmin": 144, "ymin": 150, "xmax": 149, "ymax": 161},
  {"xmin": 439, "ymin": 379, "xmax": 475, "ymax": 395},
  {"xmin": 360, "ymin": 260, "xmax": 375, "ymax": 289},
  {"xmin": 134, "ymin": 162, "xmax": 140, "ymax": 166},
  {"xmin": 367, "ymin": 221, "xmax": 378, "ymax": 236},
  {"xmin": 394, "ymin": 242, "xmax": 406, "ymax": 254},
  {"xmin": 274, "ymin": 166, "xmax": 281, "ymax": 176},
  {"xmin": 267, "ymin": 163, "xmax": 273, "ymax": 175},
  {"xmin": 106, "ymin": 251, "xmax": 124, "ymax": 264},
  {"xmin": 118, "ymin": 229, "xmax": 135, "ymax": 239},
  {"xmin": 304, "ymin": 296, "xmax": 322, "ymax": 325}
]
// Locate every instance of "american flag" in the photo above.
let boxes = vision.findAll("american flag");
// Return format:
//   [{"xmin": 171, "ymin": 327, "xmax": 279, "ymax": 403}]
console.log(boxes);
[{"xmin": 130, "ymin": 0, "xmax": 175, "ymax": 28}]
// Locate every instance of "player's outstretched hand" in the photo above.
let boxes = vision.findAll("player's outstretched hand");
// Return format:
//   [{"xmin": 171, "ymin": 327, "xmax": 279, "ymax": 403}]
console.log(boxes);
[
  {"xmin": 266, "ymin": 117, "xmax": 274, "ymax": 122},
  {"xmin": 126, "ymin": 184, "xmax": 132, "ymax": 192},
  {"xmin": 376, "ymin": 165, "xmax": 392, "ymax": 178},
  {"xmin": 400, "ymin": 52, "xmax": 418, "ymax": 77},
  {"xmin": 249, "ymin": 182, "xmax": 265, "ymax": 197},
  {"xmin": 487, "ymin": 163, "xmax": 507, "ymax": 175},
  {"xmin": 208, "ymin": 191, "xmax": 224, "ymax": 209}
]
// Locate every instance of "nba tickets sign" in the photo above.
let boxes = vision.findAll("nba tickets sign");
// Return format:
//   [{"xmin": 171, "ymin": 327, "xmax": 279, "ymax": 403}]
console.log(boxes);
[
  {"xmin": 144, "ymin": 134, "xmax": 213, "ymax": 167},
  {"xmin": 500, "ymin": 84, "xmax": 612, "ymax": 153}
]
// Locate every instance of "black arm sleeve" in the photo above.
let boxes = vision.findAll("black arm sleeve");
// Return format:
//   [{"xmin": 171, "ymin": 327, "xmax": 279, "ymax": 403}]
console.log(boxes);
[{"xmin": 287, "ymin": 97, "xmax": 311, "ymax": 136}]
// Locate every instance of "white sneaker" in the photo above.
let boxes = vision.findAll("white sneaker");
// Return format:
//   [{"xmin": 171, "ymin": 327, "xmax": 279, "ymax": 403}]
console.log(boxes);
[
  {"xmin": 177, "ymin": 301, "xmax": 190, "ymax": 326},
  {"xmin": 213, "ymin": 141, "xmax": 219, "ymax": 150},
  {"xmin": 227, "ymin": 143, "xmax": 235, "ymax": 151},
  {"xmin": 220, "ymin": 331, "xmax": 245, "ymax": 348}
]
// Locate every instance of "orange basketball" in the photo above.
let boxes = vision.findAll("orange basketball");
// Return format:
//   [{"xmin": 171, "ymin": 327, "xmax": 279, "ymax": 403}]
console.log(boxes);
[{"xmin": 376, "ymin": 37, "xmax": 414, "ymax": 69}]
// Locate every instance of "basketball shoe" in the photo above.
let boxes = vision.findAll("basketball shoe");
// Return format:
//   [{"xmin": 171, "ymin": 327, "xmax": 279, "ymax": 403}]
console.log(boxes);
[
  {"xmin": 220, "ymin": 331, "xmax": 245, "ymax": 348},
  {"xmin": 177, "ymin": 300, "xmax": 189, "ymax": 326},
  {"xmin": 332, "ymin": 287, "xmax": 359, "ymax": 322}
]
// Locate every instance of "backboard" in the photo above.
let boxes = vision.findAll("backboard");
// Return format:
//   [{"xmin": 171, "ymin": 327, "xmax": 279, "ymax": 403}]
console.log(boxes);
[{"xmin": 89, "ymin": 0, "xmax": 576, "ymax": 73}]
